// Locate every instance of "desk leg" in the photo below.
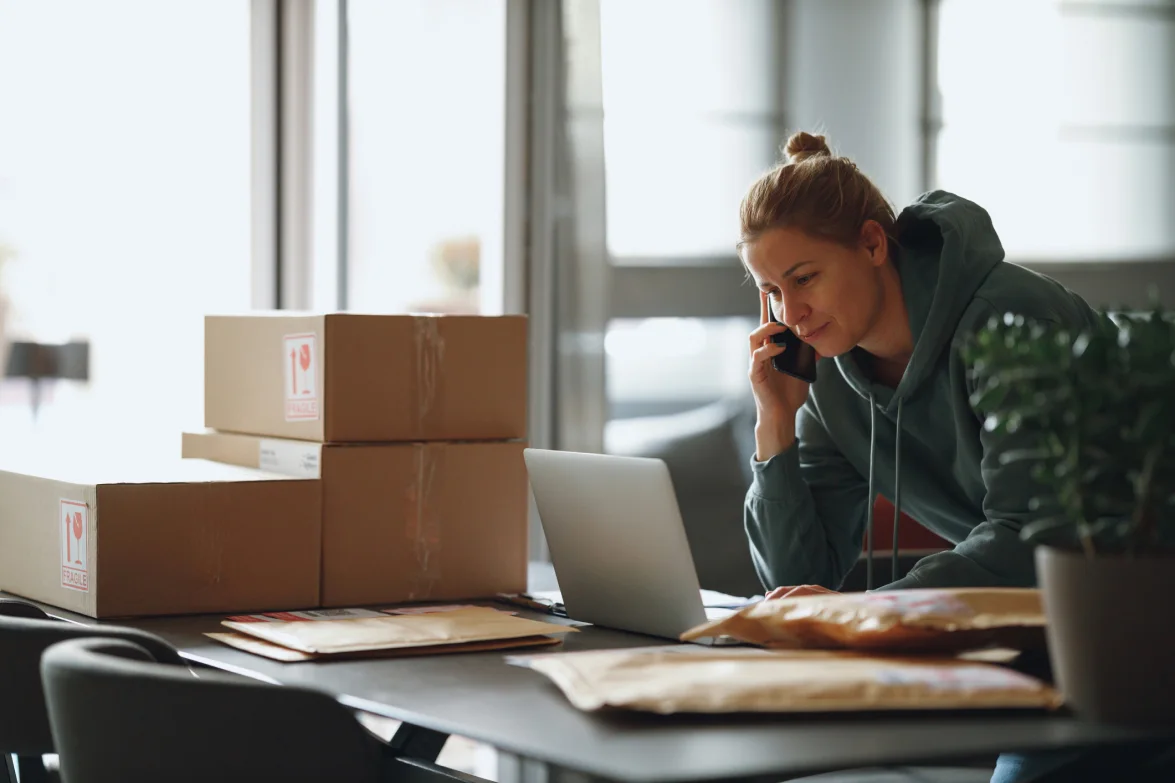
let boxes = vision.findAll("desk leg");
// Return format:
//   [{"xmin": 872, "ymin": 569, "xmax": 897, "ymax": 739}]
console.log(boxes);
[
  {"xmin": 497, "ymin": 752, "xmax": 612, "ymax": 783},
  {"xmin": 389, "ymin": 756, "xmax": 497, "ymax": 783},
  {"xmin": 388, "ymin": 722, "xmax": 450, "ymax": 763},
  {"xmin": 384, "ymin": 723, "xmax": 498, "ymax": 783}
]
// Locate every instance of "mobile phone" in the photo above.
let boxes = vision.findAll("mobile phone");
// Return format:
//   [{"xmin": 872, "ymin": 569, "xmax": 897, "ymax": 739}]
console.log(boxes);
[{"xmin": 768, "ymin": 307, "xmax": 819, "ymax": 383}]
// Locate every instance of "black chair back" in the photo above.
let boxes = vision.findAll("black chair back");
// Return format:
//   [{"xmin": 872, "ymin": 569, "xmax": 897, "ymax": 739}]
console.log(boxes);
[
  {"xmin": 0, "ymin": 599, "xmax": 50, "ymax": 621},
  {"xmin": 0, "ymin": 612, "xmax": 183, "ymax": 757},
  {"xmin": 42, "ymin": 637, "xmax": 383, "ymax": 783}
]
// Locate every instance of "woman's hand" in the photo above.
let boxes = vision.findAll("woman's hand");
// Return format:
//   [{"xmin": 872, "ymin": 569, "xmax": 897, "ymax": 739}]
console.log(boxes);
[
  {"xmin": 765, "ymin": 584, "xmax": 840, "ymax": 601},
  {"xmin": 749, "ymin": 291, "xmax": 812, "ymax": 459}
]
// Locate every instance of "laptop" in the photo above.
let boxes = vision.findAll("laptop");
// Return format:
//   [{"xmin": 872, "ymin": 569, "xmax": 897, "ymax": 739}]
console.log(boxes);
[{"xmin": 523, "ymin": 448, "xmax": 757, "ymax": 644}]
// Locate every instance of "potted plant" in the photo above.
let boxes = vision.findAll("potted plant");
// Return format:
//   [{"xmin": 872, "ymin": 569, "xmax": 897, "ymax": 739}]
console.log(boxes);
[{"xmin": 965, "ymin": 299, "xmax": 1175, "ymax": 725}]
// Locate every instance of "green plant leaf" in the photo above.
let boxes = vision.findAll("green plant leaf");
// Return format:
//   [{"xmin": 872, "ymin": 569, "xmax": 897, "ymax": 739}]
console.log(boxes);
[{"xmin": 969, "ymin": 307, "xmax": 1175, "ymax": 555}]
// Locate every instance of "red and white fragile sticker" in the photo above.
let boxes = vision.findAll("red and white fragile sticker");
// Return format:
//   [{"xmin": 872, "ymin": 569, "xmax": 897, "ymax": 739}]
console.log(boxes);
[
  {"xmin": 283, "ymin": 333, "xmax": 320, "ymax": 422},
  {"xmin": 59, "ymin": 499, "xmax": 89, "ymax": 592}
]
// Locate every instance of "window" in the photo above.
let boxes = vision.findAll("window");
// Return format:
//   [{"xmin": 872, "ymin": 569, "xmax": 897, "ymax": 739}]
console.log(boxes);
[
  {"xmin": 935, "ymin": 0, "xmax": 1175, "ymax": 261},
  {"xmin": 591, "ymin": 0, "xmax": 773, "ymax": 428},
  {"xmin": 606, "ymin": 317, "xmax": 753, "ymax": 419},
  {"xmin": 0, "ymin": 0, "xmax": 251, "ymax": 453},
  {"xmin": 341, "ymin": 0, "xmax": 507, "ymax": 314},
  {"xmin": 599, "ymin": 0, "xmax": 780, "ymax": 261}
]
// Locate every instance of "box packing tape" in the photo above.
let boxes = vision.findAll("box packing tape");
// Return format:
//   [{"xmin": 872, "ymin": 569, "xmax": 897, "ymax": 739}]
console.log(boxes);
[
  {"xmin": 412, "ymin": 318, "xmax": 445, "ymax": 437},
  {"xmin": 404, "ymin": 444, "xmax": 442, "ymax": 601}
]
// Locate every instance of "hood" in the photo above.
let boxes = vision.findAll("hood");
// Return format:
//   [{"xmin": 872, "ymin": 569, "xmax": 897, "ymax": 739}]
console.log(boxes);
[{"xmin": 835, "ymin": 190, "xmax": 1005, "ymax": 407}]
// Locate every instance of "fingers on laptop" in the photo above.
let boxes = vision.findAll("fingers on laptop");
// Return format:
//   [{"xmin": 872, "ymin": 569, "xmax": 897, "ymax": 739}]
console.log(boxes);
[{"xmin": 765, "ymin": 584, "xmax": 840, "ymax": 601}]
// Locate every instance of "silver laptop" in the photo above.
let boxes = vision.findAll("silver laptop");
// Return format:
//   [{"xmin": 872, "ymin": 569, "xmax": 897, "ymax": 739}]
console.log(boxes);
[{"xmin": 523, "ymin": 448, "xmax": 754, "ymax": 644}]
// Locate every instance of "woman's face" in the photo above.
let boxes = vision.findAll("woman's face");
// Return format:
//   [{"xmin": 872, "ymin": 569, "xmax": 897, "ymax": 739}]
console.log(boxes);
[{"xmin": 742, "ymin": 223, "xmax": 888, "ymax": 358}]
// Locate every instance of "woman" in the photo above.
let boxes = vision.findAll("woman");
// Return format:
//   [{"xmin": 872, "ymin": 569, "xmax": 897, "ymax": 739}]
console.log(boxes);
[
  {"xmin": 741, "ymin": 131, "xmax": 1100, "ymax": 597},
  {"xmin": 738, "ymin": 131, "xmax": 1102, "ymax": 783}
]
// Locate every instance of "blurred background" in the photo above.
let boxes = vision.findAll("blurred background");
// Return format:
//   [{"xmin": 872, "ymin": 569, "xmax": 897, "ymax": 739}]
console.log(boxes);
[{"xmin": 1, "ymin": 0, "xmax": 1173, "ymax": 587}]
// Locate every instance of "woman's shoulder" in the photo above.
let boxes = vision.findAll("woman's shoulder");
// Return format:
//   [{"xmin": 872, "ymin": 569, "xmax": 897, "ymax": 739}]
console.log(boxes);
[{"xmin": 960, "ymin": 261, "xmax": 1100, "ymax": 332}]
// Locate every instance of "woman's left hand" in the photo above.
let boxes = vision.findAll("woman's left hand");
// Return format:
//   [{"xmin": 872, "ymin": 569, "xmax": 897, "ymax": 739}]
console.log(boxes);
[{"xmin": 765, "ymin": 584, "xmax": 840, "ymax": 601}]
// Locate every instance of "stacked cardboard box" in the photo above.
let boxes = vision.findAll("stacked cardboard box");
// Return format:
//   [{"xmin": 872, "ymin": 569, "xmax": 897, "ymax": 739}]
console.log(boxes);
[
  {"xmin": 0, "ymin": 312, "xmax": 528, "ymax": 619},
  {"xmin": 186, "ymin": 313, "xmax": 530, "ymax": 608},
  {"xmin": 0, "ymin": 456, "xmax": 321, "ymax": 618}
]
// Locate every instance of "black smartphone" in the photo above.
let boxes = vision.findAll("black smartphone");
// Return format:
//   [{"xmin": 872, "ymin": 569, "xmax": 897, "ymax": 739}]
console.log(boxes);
[{"xmin": 768, "ymin": 306, "xmax": 819, "ymax": 383}]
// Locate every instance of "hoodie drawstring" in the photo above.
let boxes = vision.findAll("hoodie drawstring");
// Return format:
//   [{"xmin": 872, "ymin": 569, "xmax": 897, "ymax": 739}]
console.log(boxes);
[
  {"xmin": 865, "ymin": 394, "xmax": 904, "ymax": 590},
  {"xmin": 892, "ymin": 398, "xmax": 904, "ymax": 585},
  {"xmin": 866, "ymin": 394, "xmax": 877, "ymax": 590}
]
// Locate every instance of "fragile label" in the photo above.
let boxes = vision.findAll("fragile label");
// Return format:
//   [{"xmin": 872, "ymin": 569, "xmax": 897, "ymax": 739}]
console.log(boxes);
[
  {"xmin": 283, "ymin": 333, "xmax": 320, "ymax": 421},
  {"xmin": 59, "ymin": 499, "xmax": 89, "ymax": 592},
  {"xmin": 259, "ymin": 439, "xmax": 321, "ymax": 479}
]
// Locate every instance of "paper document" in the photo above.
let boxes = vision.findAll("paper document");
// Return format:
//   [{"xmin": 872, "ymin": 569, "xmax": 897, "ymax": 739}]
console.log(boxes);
[
  {"xmin": 222, "ymin": 606, "xmax": 577, "ymax": 656},
  {"xmin": 700, "ymin": 589, "xmax": 762, "ymax": 608},
  {"xmin": 520, "ymin": 589, "xmax": 760, "ymax": 610},
  {"xmin": 208, "ymin": 631, "xmax": 559, "ymax": 663}
]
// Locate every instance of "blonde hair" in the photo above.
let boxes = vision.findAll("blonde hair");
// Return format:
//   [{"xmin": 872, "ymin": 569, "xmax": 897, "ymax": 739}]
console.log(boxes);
[{"xmin": 738, "ymin": 131, "xmax": 896, "ymax": 252}]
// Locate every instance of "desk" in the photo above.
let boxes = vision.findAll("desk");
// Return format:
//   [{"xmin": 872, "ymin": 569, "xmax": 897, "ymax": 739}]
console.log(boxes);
[{"xmin": 11, "ymin": 594, "xmax": 1174, "ymax": 783}]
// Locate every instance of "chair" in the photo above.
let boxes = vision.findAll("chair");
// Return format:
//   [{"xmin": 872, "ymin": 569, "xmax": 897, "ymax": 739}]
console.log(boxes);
[
  {"xmin": 42, "ymin": 637, "xmax": 388, "ymax": 782},
  {"xmin": 0, "ymin": 597, "xmax": 49, "ymax": 620},
  {"xmin": 0, "ymin": 599, "xmax": 45, "ymax": 783},
  {"xmin": 0, "ymin": 607, "xmax": 185, "ymax": 783}
]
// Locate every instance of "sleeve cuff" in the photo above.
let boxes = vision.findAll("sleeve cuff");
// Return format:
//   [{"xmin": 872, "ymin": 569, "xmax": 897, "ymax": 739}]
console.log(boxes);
[{"xmin": 749, "ymin": 443, "xmax": 803, "ymax": 503}]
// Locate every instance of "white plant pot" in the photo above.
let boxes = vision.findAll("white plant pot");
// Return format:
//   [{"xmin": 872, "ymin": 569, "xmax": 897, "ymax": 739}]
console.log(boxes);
[{"xmin": 1037, "ymin": 545, "xmax": 1175, "ymax": 725}]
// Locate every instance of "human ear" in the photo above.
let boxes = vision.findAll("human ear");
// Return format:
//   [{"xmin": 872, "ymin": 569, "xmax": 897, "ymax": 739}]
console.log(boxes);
[{"xmin": 860, "ymin": 220, "xmax": 888, "ymax": 267}]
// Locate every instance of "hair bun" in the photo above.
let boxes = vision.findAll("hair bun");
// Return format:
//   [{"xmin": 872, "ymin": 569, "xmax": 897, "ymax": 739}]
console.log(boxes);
[{"xmin": 785, "ymin": 131, "xmax": 831, "ymax": 164}]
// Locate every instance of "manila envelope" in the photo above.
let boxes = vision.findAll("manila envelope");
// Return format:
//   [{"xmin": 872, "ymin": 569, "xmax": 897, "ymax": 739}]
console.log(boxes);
[
  {"xmin": 221, "ymin": 606, "xmax": 576, "ymax": 655},
  {"xmin": 207, "ymin": 631, "xmax": 562, "ymax": 662}
]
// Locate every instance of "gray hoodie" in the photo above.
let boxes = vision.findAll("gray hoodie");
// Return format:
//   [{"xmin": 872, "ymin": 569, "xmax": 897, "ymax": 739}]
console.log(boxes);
[{"xmin": 745, "ymin": 191, "xmax": 1102, "ymax": 591}]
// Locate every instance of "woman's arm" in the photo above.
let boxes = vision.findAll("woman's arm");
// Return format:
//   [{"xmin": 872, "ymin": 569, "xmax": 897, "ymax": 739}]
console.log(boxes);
[{"xmin": 745, "ymin": 401, "xmax": 872, "ymax": 590}]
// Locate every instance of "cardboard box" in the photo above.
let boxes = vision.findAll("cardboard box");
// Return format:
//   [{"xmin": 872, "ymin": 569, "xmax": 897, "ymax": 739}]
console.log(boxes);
[
  {"xmin": 182, "ymin": 430, "xmax": 528, "ymax": 607},
  {"xmin": 204, "ymin": 313, "xmax": 527, "ymax": 443},
  {"xmin": 0, "ymin": 458, "xmax": 321, "ymax": 618}
]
